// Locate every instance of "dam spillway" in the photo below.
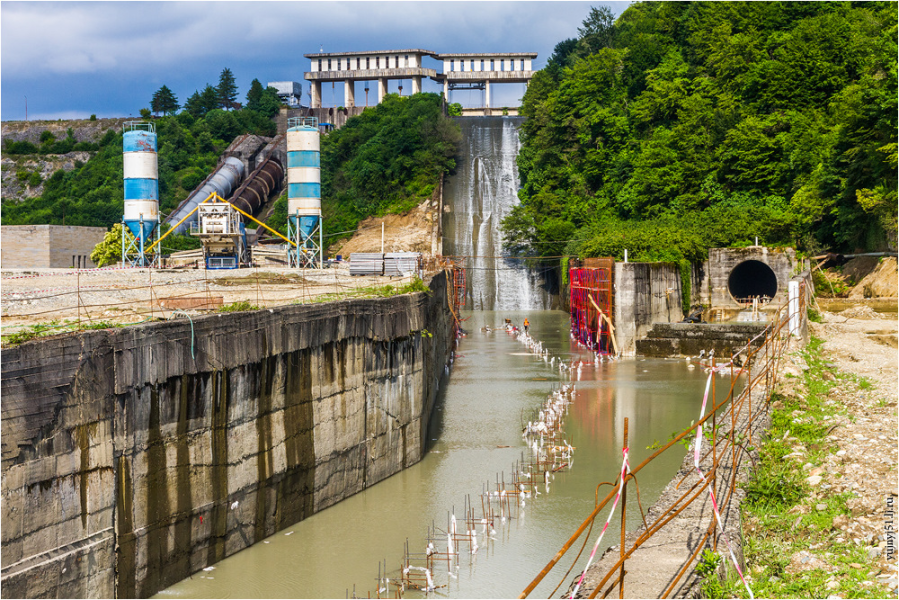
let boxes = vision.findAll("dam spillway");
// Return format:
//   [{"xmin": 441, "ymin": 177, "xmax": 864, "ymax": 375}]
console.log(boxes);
[{"xmin": 443, "ymin": 117, "xmax": 554, "ymax": 311}]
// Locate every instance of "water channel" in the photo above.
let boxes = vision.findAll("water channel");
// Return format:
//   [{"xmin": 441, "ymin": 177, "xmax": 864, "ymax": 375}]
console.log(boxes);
[{"xmin": 159, "ymin": 310, "xmax": 736, "ymax": 599}]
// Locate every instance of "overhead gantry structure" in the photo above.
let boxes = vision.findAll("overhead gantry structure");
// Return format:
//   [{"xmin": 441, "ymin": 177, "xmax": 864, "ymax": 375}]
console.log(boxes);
[
  {"xmin": 304, "ymin": 49, "xmax": 439, "ymax": 108},
  {"xmin": 436, "ymin": 53, "xmax": 537, "ymax": 109},
  {"xmin": 302, "ymin": 49, "xmax": 538, "ymax": 110}
]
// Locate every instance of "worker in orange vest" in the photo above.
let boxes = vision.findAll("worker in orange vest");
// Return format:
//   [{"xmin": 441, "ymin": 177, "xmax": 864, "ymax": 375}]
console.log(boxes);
[{"xmin": 523, "ymin": 317, "xmax": 530, "ymax": 334}]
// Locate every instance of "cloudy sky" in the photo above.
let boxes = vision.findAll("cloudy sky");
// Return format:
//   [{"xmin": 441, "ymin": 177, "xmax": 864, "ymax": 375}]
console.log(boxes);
[{"xmin": 2, "ymin": 1, "xmax": 629, "ymax": 121}]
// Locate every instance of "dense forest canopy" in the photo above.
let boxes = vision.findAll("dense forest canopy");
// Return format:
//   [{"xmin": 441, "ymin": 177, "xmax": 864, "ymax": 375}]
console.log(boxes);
[{"xmin": 503, "ymin": 1, "xmax": 898, "ymax": 264}]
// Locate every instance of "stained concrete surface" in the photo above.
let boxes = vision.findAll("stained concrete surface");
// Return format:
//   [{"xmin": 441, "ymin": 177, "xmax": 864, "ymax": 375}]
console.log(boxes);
[{"xmin": 1, "ymin": 273, "xmax": 454, "ymax": 598}]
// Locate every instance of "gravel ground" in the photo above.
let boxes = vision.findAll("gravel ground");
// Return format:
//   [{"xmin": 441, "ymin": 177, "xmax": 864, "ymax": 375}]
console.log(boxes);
[
  {"xmin": 1, "ymin": 264, "xmax": 419, "ymax": 335},
  {"xmin": 770, "ymin": 304, "xmax": 898, "ymax": 596}
]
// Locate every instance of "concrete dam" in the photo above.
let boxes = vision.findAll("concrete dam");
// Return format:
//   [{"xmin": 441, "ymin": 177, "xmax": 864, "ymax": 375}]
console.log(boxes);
[
  {"xmin": 1, "ymin": 273, "xmax": 455, "ymax": 598},
  {"xmin": 443, "ymin": 117, "xmax": 556, "ymax": 311}
]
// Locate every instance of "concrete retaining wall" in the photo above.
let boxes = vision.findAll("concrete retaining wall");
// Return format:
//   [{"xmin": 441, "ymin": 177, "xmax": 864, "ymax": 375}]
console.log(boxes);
[
  {"xmin": 1, "ymin": 273, "xmax": 454, "ymax": 598},
  {"xmin": 614, "ymin": 262, "xmax": 684, "ymax": 356}
]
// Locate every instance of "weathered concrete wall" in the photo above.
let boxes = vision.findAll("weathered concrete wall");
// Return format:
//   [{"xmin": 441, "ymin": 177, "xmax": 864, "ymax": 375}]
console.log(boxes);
[
  {"xmin": 690, "ymin": 261, "xmax": 710, "ymax": 307},
  {"xmin": 1, "ymin": 225, "xmax": 107, "ymax": 269},
  {"xmin": 709, "ymin": 247, "xmax": 796, "ymax": 308},
  {"xmin": 614, "ymin": 262, "xmax": 684, "ymax": 356},
  {"xmin": 1, "ymin": 273, "xmax": 454, "ymax": 598}
]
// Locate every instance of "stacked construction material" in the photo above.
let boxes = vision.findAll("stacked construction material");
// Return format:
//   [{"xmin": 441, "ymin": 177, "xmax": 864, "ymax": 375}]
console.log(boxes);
[
  {"xmin": 384, "ymin": 252, "xmax": 420, "ymax": 276},
  {"xmin": 349, "ymin": 253, "xmax": 384, "ymax": 276}
]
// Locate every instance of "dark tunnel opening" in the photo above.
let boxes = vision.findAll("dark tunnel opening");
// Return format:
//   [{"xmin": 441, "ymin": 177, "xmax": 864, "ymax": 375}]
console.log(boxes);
[{"xmin": 728, "ymin": 260, "xmax": 778, "ymax": 302}]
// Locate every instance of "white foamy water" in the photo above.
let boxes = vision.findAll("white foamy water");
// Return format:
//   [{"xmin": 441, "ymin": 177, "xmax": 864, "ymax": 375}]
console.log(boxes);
[{"xmin": 443, "ymin": 117, "xmax": 552, "ymax": 311}]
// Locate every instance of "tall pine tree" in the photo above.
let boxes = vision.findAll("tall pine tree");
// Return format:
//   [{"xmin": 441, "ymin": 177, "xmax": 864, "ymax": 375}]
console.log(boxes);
[
  {"xmin": 217, "ymin": 68, "xmax": 238, "ymax": 110},
  {"xmin": 246, "ymin": 78, "xmax": 265, "ymax": 112},
  {"xmin": 152, "ymin": 85, "xmax": 179, "ymax": 115}
]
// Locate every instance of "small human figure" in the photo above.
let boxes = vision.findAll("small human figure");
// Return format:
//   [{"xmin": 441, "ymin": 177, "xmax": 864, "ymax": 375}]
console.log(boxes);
[{"xmin": 523, "ymin": 317, "xmax": 530, "ymax": 334}]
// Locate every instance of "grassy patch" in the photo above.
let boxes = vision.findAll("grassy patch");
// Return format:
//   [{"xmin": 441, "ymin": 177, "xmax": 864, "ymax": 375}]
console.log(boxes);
[
  {"xmin": 217, "ymin": 300, "xmax": 260, "ymax": 313},
  {"xmin": 1, "ymin": 318, "xmax": 139, "ymax": 347},
  {"xmin": 297, "ymin": 277, "xmax": 430, "ymax": 305},
  {"xmin": 701, "ymin": 337, "xmax": 890, "ymax": 599}
]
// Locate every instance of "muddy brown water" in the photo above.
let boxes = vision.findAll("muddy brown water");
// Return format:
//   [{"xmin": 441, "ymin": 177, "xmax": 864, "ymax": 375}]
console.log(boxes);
[{"xmin": 157, "ymin": 310, "xmax": 742, "ymax": 599}]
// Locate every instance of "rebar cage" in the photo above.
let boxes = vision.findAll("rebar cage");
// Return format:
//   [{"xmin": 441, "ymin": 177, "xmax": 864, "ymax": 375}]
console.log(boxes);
[{"xmin": 569, "ymin": 259, "xmax": 614, "ymax": 354}]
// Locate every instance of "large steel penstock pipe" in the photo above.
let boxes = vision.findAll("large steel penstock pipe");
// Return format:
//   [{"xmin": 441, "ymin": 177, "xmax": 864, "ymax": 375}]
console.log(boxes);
[{"xmin": 231, "ymin": 158, "xmax": 284, "ymax": 215}]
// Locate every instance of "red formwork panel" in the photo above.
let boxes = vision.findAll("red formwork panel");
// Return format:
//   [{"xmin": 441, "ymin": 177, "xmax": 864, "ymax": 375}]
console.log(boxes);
[{"xmin": 569, "ymin": 259, "xmax": 614, "ymax": 353}]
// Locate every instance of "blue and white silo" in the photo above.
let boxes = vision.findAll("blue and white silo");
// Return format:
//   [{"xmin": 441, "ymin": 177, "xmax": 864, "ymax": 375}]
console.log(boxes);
[
  {"xmin": 287, "ymin": 117, "xmax": 321, "ymax": 267},
  {"xmin": 123, "ymin": 122, "xmax": 159, "ymax": 241}
]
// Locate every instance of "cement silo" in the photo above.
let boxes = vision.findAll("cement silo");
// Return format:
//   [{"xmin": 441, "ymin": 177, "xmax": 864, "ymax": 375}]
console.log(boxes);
[
  {"xmin": 166, "ymin": 157, "xmax": 244, "ymax": 234},
  {"xmin": 286, "ymin": 117, "xmax": 322, "ymax": 267},
  {"xmin": 122, "ymin": 122, "xmax": 159, "ymax": 265}
]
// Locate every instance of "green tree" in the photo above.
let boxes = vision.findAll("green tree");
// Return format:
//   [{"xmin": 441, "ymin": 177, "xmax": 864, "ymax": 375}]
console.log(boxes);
[
  {"xmin": 152, "ymin": 85, "xmax": 179, "ymax": 116},
  {"xmin": 183, "ymin": 90, "xmax": 204, "ymax": 117},
  {"xmin": 577, "ymin": 6, "xmax": 617, "ymax": 55},
  {"xmin": 90, "ymin": 223, "xmax": 130, "ymax": 267},
  {"xmin": 246, "ymin": 78, "xmax": 265, "ymax": 111},
  {"xmin": 255, "ymin": 86, "xmax": 283, "ymax": 117},
  {"xmin": 217, "ymin": 68, "xmax": 238, "ymax": 110}
]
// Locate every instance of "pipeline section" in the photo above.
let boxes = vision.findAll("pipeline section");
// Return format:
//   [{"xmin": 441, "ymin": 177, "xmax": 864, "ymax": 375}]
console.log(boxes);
[{"xmin": 166, "ymin": 157, "xmax": 244, "ymax": 234}]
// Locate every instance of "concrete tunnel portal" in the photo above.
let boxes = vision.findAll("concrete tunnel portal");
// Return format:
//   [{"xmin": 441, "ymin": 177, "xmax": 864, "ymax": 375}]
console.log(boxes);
[{"xmin": 727, "ymin": 259, "xmax": 778, "ymax": 302}]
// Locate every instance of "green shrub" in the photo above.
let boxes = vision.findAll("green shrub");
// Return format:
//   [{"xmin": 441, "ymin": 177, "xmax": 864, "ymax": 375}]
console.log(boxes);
[{"xmin": 218, "ymin": 300, "xmax": 259, "ymax": 313}]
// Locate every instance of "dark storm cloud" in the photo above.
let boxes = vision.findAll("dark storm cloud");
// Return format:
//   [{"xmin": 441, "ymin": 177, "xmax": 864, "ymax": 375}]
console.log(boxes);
[{"xmin": 1, "ymin": 1, "xmax": 628, "ymax": 120}]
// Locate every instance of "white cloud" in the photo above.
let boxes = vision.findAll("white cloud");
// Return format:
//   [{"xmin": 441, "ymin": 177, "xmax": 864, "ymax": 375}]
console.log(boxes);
[{"xmin": 2, "ymin": 1, "xmax": 614, "ymax": 77}]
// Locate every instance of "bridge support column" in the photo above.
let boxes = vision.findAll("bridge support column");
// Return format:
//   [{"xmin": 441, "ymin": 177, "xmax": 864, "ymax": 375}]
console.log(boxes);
[
  {"xmin": 412, "ymin": 76, "xmax": 422, "ymax": 95},
  {"xmin": 310, "ymin": 81, "xmax": 322, "ymax": 108},
  {"xmin": 485, "ymin": 79, "xmax": 491, "ymax": 109},
  {"xmin": 344, "ymin": 80, "xmax": 355, "ymax": 108},
  {"xmin": 443, "ymin": 80, "xmax": 449, "ymax": 102},
  {"xmin": 378, "ymin": 78, "xmax": 387, "ymax": 103}
]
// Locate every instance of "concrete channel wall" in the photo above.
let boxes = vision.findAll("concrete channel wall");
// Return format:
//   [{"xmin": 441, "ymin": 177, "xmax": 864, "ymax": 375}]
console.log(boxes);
[
  {"xmin": 614, "ymin": 262, "xmax": 684, "ymax": 356},
  {"xmin": 1, "ymin": 273, "xmax": 454, "ymax": 598}
]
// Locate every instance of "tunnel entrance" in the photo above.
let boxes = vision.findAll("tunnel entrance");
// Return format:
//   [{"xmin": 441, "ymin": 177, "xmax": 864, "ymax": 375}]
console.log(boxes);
[{"xmin": 728, "ymin": 260, "xmax": 778, "ymax": 302}]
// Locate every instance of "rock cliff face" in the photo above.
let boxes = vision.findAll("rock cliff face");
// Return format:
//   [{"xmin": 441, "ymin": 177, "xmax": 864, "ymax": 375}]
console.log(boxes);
[
  {"xmin": 2, "ymin": 117, "xmax": 129, "ymax": 145},
  {"xmin": 1, "ymin": 273, "xmax": 455, "ymax": 598},
  {"xmin": 1, "ymin": 117, "xmax": 127, "ymax": 205},
  {"xmin": 1, "ymin": 151, "xmax": 94, "ymax": 202}
]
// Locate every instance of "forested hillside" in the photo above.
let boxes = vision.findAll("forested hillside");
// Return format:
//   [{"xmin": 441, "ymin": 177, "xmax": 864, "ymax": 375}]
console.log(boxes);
[
  {"xmin": 2, "ymin": 108, "xmax": 276, "ymax": 228},
  {"xmin": 2, "ymin": 69, "xmax": 281, "ymax": 232},
  {"xmin": 269, "ymin": 93, "xmax": 461, "ymax": 238},
  {"xmin": 504, "ymin": 1, "xmax": 897, "ymax": 263}
]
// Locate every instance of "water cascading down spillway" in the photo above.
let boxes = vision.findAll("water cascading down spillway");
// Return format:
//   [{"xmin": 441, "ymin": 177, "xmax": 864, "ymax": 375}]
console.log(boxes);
[
  {"xmin": 287, "ymin": 116, "xmax": 322, "ymax": 268},
  {"xmin": 122, "ymin": 121, "xmax": 159, "ymax": 265},
  {"xmin": 443, "ymin": 116, "xmax": 553, "ymax": 310}
]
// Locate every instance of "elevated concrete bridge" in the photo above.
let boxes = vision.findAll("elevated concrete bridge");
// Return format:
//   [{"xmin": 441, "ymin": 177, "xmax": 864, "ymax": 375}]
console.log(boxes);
[{"xmin": 303, "ymin": 49, "xmax": 537, "ymax": 111}]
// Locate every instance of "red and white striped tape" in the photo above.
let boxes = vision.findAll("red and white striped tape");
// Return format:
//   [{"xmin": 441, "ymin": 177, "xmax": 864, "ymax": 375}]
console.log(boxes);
[
  {"xmin": 1, "ymin": 265, "xmax": 140, "ymax": 281},
  {"xmin": 2, "ymin": 284, "xmax": 117, "ymax": 297},
  {"xmin": 570, "ymin": 445, "xmax": 631, "ymax": 599},
  {"xmin": 693, "ymin": 368, "xmax": 754, "ymax": 599}
]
